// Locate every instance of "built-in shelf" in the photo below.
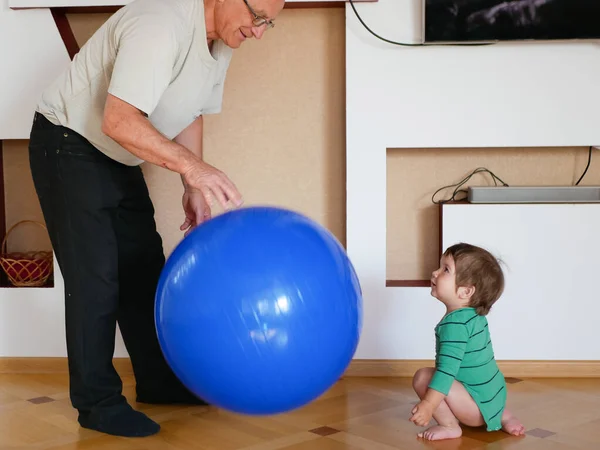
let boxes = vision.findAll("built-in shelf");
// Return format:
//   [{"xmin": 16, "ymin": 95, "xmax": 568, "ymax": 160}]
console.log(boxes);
[
  {"xmin": 0, "ymin": 143, "xmax": 55, "ymax": 289},
  {"xmin": 386, "ymin": 202, "xmax": 468, "ymax": 288}
]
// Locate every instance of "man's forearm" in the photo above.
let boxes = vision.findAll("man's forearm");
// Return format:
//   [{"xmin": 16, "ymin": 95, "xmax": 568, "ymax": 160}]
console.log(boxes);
[
  {"xmin": 102, "ymin": 94, "xmax": 199, "ymax": 175},
  {"xmin": 174, "ymin": 116, "xmax": 204, "ymax": 190},
  {"xmin": 174, "ymin": 115, "xmax": 203, "ymax": 158}
]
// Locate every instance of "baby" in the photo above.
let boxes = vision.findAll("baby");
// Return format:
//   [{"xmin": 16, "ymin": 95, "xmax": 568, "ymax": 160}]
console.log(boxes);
[{"xmin": 409, "ymin": 242, "xmax": 526, "ymax": 441}]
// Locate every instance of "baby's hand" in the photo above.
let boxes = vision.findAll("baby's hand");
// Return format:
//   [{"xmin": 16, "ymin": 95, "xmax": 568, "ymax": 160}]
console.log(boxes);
[{"xmin": 410, "ymin": 400, "xmax": 434, "ymax": 427}]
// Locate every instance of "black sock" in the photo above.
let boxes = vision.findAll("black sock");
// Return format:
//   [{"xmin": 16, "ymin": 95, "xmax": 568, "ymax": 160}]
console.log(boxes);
[{"xmin": 78, "ymin": 403, "xmax": 160, "ymax": 437}]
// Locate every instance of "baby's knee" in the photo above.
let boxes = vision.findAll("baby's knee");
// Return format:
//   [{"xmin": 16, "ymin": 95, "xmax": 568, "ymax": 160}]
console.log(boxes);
[{"xmin": 412, "ymin": 367, "xmax": 435, "ymax": 391}]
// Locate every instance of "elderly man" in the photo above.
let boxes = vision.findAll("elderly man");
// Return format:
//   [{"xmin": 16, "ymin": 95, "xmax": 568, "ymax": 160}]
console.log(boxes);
[{"xmin": 28, "ymin": 0, "xmax": 284, "ymax": 438}]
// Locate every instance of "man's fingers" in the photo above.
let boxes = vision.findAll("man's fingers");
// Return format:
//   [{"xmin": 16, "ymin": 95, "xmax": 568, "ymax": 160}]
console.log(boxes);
[
  {"xmin": 210, "ymin": 173, "xmax": 242, "ymax": 207},
  {"xmin": 223, "ymin": 182, "xmax": 243, "ymax": 206},
  {"xmin": 195, "ymin": 206, "xmax": 210, "ymax": 225},
  {"xmin": 198, "ymin": 179, "xmax": 241, "ymax": 211},
  {"xmin": 201, "ymin": 188, "xmax": 214, "ymax": 208},
  {"xmin": 221, "ymin": 177, "xmax": 243, "ymax": 207},
  {"xmin": 210, "ymin": 184, "xmax": 231, "ymax": 210},
  {"xmin": 180, "ymin": 217, "xmax": 191, "ymax": 231}
]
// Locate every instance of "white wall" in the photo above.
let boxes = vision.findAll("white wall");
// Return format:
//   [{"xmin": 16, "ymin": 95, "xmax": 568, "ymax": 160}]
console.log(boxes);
[
  {"xmin": 345, "ymin": 0, "xmax": 600, "ymax": 360},
  {"xmin": 0, "ymin": 261, "xmax": 69, "ymax": 357},
  {"xmin": 442, "ymin": 203, "xmax": 600, "ymax": 360},
  {"xmin": 0, "ymin": 1, "xmax": 129, "ymax": 358},
  {"xmin": 3, "ymin": 0, "xmax": 600, "ymax": 360},
  {"xmin": 0, "ymin": 260, "xmax": 129, "ymax": 357},
  {"xmin": 0, "ymin": 0, "xmax": 72, "ymax": 357},
  {"xmin": 0, "ymin": 0, "xmax": 71, "ymax": 139}
]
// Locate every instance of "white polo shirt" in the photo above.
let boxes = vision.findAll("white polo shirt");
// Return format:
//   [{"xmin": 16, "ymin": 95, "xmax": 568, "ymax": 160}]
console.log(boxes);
[{"xmin": 36, "ymin": 0, "xmax": 233, "ymax": 166}]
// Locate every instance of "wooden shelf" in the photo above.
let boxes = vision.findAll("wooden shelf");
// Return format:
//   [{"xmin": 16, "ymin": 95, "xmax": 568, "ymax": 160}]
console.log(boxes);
[
  {"xmin": 386, "ymin": 280, "xmax": 430, "ymax": 287},
  {"xmin": 10, "ymin": 0, "xmax": 377, "ymax": 10},
  {"xmin": 0, "ymin": 278, "xmax": 55, "ymax": 289}
]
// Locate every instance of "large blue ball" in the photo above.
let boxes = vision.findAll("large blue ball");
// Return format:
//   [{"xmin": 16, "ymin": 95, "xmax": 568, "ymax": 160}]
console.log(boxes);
[{"xmin": 155, "ymin": 206, "xmax": 362, "ymax": 415}]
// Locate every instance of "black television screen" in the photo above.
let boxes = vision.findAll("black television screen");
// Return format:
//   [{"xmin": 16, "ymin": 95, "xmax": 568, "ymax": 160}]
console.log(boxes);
[{"xmin": 424, "ymin": 0, "xmax": 600, "ymax": 43}]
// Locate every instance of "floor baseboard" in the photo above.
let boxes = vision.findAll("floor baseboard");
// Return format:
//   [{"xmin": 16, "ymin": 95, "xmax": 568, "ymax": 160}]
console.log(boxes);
[
  {"xmin": 1, "ymin": 357, "xmax": 599, "ymax": 378},
  {"xmin": 344, "ymin": 359, "xmax": 600, "ymax": 378},
  {"xmin": 0, "ymin": 357, "xmax": 133, "ymax": 376}
]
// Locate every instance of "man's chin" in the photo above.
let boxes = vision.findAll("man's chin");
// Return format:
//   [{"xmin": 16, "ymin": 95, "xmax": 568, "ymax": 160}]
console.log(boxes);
[{"xmin": 222, "ymin": 36, "xmax": 242, "ymax": 49}]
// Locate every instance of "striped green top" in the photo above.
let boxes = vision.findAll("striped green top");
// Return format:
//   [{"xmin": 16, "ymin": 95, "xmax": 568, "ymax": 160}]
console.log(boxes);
[{"xmin": 428, "ymin": 307, "xmax": 506, "ymax": 432}]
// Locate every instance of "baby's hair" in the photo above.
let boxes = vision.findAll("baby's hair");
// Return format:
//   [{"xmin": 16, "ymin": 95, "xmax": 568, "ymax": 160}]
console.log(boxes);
[{"xmin": 443, "ymin": 243, "xmax": 504, "ymax": 316}]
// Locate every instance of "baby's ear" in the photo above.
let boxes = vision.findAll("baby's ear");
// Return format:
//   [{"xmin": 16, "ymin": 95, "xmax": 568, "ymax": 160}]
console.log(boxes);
[{"xmin": 458, "ymin": 285, "xmax": 476, "ymax": 300}]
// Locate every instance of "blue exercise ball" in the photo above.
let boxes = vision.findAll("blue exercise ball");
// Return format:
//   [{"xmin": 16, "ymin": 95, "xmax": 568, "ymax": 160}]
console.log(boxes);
[{"xmin": 155, "ymin": 206, "xmax": 362, "ymax": 415}]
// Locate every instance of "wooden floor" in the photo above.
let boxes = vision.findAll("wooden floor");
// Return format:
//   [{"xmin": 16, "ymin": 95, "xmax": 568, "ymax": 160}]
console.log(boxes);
[{"xmin": 1, "ymin": 373, "xmax": 599, "ymax": 449}]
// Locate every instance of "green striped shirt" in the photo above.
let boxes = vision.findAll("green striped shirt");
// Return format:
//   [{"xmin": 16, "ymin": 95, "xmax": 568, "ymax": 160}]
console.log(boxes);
[{"xmin": 428, "ymin": 307, "xmax": 506, "ymax": 431}]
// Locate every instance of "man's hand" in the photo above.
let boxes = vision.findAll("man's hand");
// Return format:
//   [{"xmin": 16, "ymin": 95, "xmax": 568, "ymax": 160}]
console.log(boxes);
[
  {"xmin": 102, "ymin": 96, "xmax": 244, "ymax": 211},
  {"xmin": 181, "ymin": 189, "xmax": 211, "ymax": 236},
  {"xmin": 173, "ymin": 115, "xmax": 243, "ymax": 214},
  {"xmin": 181, "ymin": 159, "xmax": 243, "ymax": 211},
  {"xmin": 410, "ymin": 400, "xmax": 435, "ymax": 427}
]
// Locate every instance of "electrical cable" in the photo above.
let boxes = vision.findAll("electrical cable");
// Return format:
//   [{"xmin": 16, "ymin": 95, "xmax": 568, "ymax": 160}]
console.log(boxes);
[
  {"xmin": 347, "ymin": 0, "xmax": 495, "ymax": 47},
  {"xmin": 575, "ymin": 146, "xmax": 593, "ymax": 186},
  {"xmin": 432, "ymin": 167, "xmax": 509, "ymax": 204},
  {"xmin": 432, "ymin": 146, "xmax": 595, "ymax": 205}
]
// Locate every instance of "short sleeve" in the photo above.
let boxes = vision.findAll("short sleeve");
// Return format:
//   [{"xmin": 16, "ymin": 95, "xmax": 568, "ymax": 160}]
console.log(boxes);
[
  {"xmin": 108, "ymin": 16, "xmax": 179, "ymax": 116},
  {"xmin": 428, "ymin": 322, "xmax": 468, "ymax": 395}
]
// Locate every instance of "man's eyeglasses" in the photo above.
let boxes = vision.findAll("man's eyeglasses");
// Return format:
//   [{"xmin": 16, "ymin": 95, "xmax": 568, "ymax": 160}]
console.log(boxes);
[{"xmin": 242, "ymin": 0, "xmax": 275, "ymax": 29}]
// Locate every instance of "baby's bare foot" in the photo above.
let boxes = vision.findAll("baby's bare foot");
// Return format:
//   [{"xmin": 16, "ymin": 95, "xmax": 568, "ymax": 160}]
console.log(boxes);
[
  {"xmin": 417, "ymin": 424, "xmax": 462, "ymax": 441},
  {"xmin": 501, "ymin": 410, "xmax": 525, "ymax": 436}
]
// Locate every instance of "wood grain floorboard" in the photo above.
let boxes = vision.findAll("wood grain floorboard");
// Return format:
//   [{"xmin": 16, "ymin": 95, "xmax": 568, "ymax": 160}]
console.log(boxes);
[{"xmin": 0, "ymin": 374, "xmax": 597, "ymax": 449}]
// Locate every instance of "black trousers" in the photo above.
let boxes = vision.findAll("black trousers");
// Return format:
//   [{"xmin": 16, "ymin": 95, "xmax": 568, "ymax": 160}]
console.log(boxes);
[{"xmin": 28, "ymin": 112, "xmax": 183, "ymax": 413}]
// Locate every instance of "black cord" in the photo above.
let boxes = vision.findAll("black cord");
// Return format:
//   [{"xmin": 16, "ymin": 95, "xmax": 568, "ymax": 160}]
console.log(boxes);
[
  {"xmin": 432, "ymin": 167, "xmax": 509, "ymax": 204},
  {"xmin": 575, "ymin": 146, "xmax": 593, "ymax": 186},
  {"xmin": 431, "ymin": 148, "xmax": 594, "ymax": 205},
  {"xmin": 347, "ymin": 0, "xmax": 495, "ymax": 47}
]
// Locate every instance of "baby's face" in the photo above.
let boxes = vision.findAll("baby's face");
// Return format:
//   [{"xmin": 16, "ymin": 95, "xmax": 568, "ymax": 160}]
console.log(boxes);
[{"xmin": 430, "ymin": 254, "xmax": 458, "ymax": 304}]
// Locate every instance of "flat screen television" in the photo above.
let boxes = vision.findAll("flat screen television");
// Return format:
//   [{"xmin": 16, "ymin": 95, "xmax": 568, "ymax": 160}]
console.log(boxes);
[{"xmin": 424, "ymin": 0, "xmax": 600, "ymax": 43}]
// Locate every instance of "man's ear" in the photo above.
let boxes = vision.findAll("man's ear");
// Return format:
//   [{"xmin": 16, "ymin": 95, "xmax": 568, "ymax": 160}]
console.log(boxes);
[{"xmin": 458, "ymin": 285, "xmax": 476, "ymax": 300}]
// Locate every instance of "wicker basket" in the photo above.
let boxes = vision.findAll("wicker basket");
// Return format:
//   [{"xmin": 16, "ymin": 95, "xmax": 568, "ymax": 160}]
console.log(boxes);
[{"xmin": 0, "ymin": 220, "xmax": 53, "ymax": 287}]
